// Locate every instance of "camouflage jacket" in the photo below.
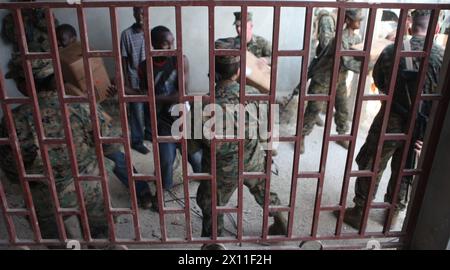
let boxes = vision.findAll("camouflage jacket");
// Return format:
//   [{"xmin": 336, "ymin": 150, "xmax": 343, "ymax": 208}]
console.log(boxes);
[
  {"xmin": 373, "ymin": 35, "xmax": 444, "ymax": 105},
  {"xmin": 0, "ymin": 91, "xmax": 117, "ymax": 188},
  {"xmin": 315, "ymin": 10, "xmax": 336, "ymax": 56},
  {"xmin": 309, "ymin": 28, "xmax": 363, "ymax": 86},
  {"xmin": 216, "ymin": 35, "xmax": 272, "ymax": 59},
  {"xmin": 1, "ymin": 8, "xmax": 58, "ymax": 81},
  {"xmin": 201, "ymin": 80, "xmax": 265, "ymax": 176}
]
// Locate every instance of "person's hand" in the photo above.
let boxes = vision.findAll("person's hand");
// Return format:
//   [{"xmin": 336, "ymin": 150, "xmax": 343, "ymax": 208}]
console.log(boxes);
[
  {"xmin": 414, "ymin": 140, "xmax": 423, "ymax": 156},
  {"xmin": 106, "ymin": 84, "xmax": 118, "ymax": 98},
  {"xmin": 256, "ymin": 58, "xmax": 269, "ymax": 69}
]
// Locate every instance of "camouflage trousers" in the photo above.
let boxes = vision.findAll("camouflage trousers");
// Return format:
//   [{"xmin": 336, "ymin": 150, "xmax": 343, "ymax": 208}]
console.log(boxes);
[
  {"xmin": 302, "ymin": 74, "xmax": 349, "ymax": 136},
  {"xmin": 354, "ymin": 109, "xmax": 408, "ymax": 210},
  {"xmin": 31, "ymin": 160, "xmax": 114, "ymax": 239},
  {"xmin": 196, "ymin": 156, "xmax": 282, "ymax": 237}
]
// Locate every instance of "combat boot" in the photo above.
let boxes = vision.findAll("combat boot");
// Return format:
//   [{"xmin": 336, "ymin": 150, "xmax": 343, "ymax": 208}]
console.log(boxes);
[
  {"xmin": 268, "ymin": 213, "xmax": 288, "ymax": 235},
  {"xmin": 342, "ymin": 206, "xmax": 363, "ymax": 229}
]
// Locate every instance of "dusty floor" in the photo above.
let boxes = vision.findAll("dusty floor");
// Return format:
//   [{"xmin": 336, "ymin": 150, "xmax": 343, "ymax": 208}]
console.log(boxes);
[{"xmin": 0, "ymin": 96, "xmax": 407, "ymax": 250}]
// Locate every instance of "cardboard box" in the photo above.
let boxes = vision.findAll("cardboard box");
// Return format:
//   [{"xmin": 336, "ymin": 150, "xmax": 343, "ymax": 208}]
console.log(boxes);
[
  {"xmin": 59, "ymin": 42, "xmax": 111, "ymax": 102},
  {"xmin": 245, "ymin": 51, "xmax": 271, "ymax": 94}
]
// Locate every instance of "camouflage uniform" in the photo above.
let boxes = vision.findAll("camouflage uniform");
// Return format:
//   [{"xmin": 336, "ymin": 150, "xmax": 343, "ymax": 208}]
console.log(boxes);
[
  {"xmin": 196, "ymin": 51, "xmax": 284, "ymax": 236},
  {"xmin": 353, "ymin": 34, "xmax": 444, "ymax": 210},
  {"xmin": 0, "ymin": 90, "xmax": 118, "ymax": 238},
  {"xmin": 302, "ymin": 10, "xmax": 363, "ymax": 136},
  {"xmin": 1, "ymin": 8, "xmax": 57, "ymax": 85}
]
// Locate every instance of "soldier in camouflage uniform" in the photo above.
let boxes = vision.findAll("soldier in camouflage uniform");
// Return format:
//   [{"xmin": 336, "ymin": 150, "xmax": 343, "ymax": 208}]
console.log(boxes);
[
  {"xmin": 341, "ymin": 10, "xmax": 444, "ymax": 229},
  {"xmin": 1, "ymin": 0, "xmax": 58, "ymax": 88},
  {"xmin": 0, "ymin": 65, "xmax": 143, "ymax": 245},
  {"xmin": 299, "ymin": 8, "xmax": 364, "ymax": 153},
  {"xmin": 196, "ymin": 42, "xmax": 287, "ymax": 242}
]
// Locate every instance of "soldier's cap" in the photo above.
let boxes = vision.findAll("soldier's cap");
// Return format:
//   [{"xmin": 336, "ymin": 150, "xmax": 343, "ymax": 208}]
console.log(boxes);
[
  {"xmin": 411, "ymin": 9, "xmax": 432, "ymax": 19},
  {"xmin": 215, "ymin": 40, "xmax": 240, "ymax": 64},
  {"xmin": 233, "ymin": 11, "xmax": 253, "ymax": 26},
  {"xmin": 345, "ymin": 8, "xmax": 364, "ymax": 21}
]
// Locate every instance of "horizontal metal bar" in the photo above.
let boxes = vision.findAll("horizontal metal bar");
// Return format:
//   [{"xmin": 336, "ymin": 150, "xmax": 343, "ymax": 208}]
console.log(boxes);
[
  {"xmin": 24, "ymin": 174, "xmax": 47, "ymax": 182},
  {"xmin": 421, "ymin": 94, "xmax": 442, "ymax": 101},
  {"xmin": 277, "ymin": 50, "xmax": 305, "ymax": 57},
  {"xmin": 298, "ymin": 172, "xmax": 320, "ymax": 179},
  {"xmin": 268, "ymin": 206, "xmax": 290, "ymax": 212},
  {"xmin": 362, "ymin": 95, "xmax": 389, "ymax": 101},
  {"xmin": 383, "ymin": 133, "xmax": 408, "ymax": 141},
  {"xmin": 6, "ymin": 209, "xmax": 29, "ymax": 215},
  {"xmin": 187, "ymin": 174, "xmax": 212, "ymax": 181},
  {"xmin": 349, "ymin": 170, "xmax": 374, "ymax": 178},
  {"xmin": 157, "ymin": 136, "xmax": 181, "ymax": 143},
  {"xmin": 340, "ymin": 50, "xmax": 366, "ymax": 57},
  {"xmin": 42, "ymin": 138, "xmax": 66, "ymax": 145},
  {"xmin": 278, "ymin": 136, "xmax": 296, "ymax": 142},
  {"xmin": 151, "ymin": 50, "xmax": 177, "ymax": 57},
  {"xmin": 242, "ymin": 172, "xmax": 267, "ymax": 179},
  {"xmin": 58, "ymin": 209, "xmax": 80, "ymax": 216},
  {"xmin": 216, "ymin": 207, "xmax": 238, "ymax": 213},
  {"xmin": 133, "ymin": 175, "xmax": 157, "ymax": 181},
  {"xmin": 214, "ymin": 49, "xmax": 241, "ymax": 56},
  {"xmin": 100, "ymin": 137, "xmax": 124, "ymax": 144},
  {"xmin": 400, "ymin": 51, "xmax": 427, "ymax": 58},
  {"xmin": 110, "ymin": 208, "xmax": 134, "ymax": 215},
  {"xmin": 77, "ymin": 175, "xmax": 103, "ymax": 181},
  {"xmin": 304, "ymin": 95, "xmax": 329, "ymax": 101},
  {"xmin": 244, "ymin": 95, "xmax": 271, "ymax": 102},
  {"xmin": 329, "ymin": 134, "xmax": 353, "ymax": 141},
  {"xmin": 1, "ymin": 97, "xmax": 31, "ymax": 104},
  {"xmin": 163, "ymin": 208, "xmax": 185, "ymax": 214},
  {"xmin": 63, "ymin": 96, "xmax": 90, "ymax": 103},
  {"xmin": 320, "ymin": 206, "xmax": 342, "ymax": 211},
  {"xmin": 371, "ymin": 202, "xmax": 391, "ymax": 209},
  {"xmin": 86, "ymin": 50, "xmax": 113, "ymax": 58},
  {"xmin": 0, "ymin": 138, "xmax": 9, "ymax": 145},
  {"xmin": 402, "ymin": 169, "xmax": 421, "ymax": 176},
  {"xmin": 25, "ymin": 52, "xmax": 52, "ymax": 60}
]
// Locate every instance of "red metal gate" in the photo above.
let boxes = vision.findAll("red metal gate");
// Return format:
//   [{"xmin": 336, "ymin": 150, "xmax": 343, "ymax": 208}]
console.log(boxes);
[{"xmin": 0, "ymin": 1, "xmax": 449, "ymax": 249}]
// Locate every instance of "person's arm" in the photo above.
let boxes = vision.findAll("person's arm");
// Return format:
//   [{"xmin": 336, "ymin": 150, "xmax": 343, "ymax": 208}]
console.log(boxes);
[
  {"xmin": 120, "ymin": 31, "xmax": 131, "ymax": 87},
  {"xmin": 341, "ymin": 33, "xmax": 363, "ymax": 73},
  {"xmin": 372, "ymin": 45, "xmax": 393, "ymax": 93},
  {"xmin": 318, "ymin": 15, "xmax": 335, "ymax": 49}
]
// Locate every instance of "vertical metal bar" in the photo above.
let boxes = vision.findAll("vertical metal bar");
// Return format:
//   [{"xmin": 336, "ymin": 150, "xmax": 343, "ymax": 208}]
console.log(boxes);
[
  {"xmin": 384, "ymin": 8, "xmax": 441, "ymax": 234},
  {"xmin": 288, "ymin": 6, "xmax": 313, "ymax": 239},
  {"xmin": 44, "ymin": 8, "xmax": 92, "ymax": 242},
  {"xmin": 142, "ymin": 6, "xmax": 168, "ymax": 241},
  {"xmin": 310, "ymin": 6, "xmax": 346, "ymax": 238},
  {"xmin": 208, "ymin": 4, "xmax": 218, "ymax": 241},
  {"xmin": 0, "ymin": 69, "xmax": 17, "ymax": 243},
  {"xmin": 76, "ymin": 6, "xmax": 116, "ymax": 241},
  {"xmin": 109, "ymin": 7, "xmax": 142, "ymax": 241},
  {"xmin": 335, "ymin": 7, "xmax": 377, "ymax": 236},
  {"xmin": 359, "ymin": 9, "xmax": 409, "ymax": 235},
  {"xmin": 13, "ymin": 8, "xmax": 68, "ymax": 242},
  {"xmin": 174, "ymin": 5, "xmax": 193, "ymax": 241},
  {"xmin": 237, "ymin": 4, "xmax": 248, "ymax": 242},
  {"xmin": 261, "ymin": 5, "xmax": 280, "ymax": 239}
]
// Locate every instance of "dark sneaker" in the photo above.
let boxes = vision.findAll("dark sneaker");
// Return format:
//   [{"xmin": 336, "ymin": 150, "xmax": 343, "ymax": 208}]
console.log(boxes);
[
  {"xmin": 131, "ymin": 144, "xmax": 150, "ymax": 155},
  {"xmin": 144, "ymin": 133, "xmax": 152, "ymax": 142},
  {"xmin": 137, "ymin": 191, "xmax": 153, "ymax": 210}
]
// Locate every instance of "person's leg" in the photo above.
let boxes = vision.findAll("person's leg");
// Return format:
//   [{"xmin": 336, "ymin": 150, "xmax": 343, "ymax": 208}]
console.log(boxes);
[
  {"xmin": 105, "ymin": 151, "xmax": 150, "ymax": 195},
  {"xmin": 187, "ymin": 148, "xmax": 203, "ymax": 173},
  {"xmin": 159, "ymin": 142, "xmax": 177, "ymax": 190},
  {"xmin": 334, "ymin": 76, "xmax": 350, "ymax": 135},
  {"xmin": 143, "ymin": 103, "xmax": 152, "ymax": 141},
  {"xmin": 129, "ymin": 102, "xmax": 149, "ymax": 154}
]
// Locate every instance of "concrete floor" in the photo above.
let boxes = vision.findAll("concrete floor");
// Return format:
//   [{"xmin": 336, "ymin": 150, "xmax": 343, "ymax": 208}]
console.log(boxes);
[{"xmin": 0, "ymin": 97, "xmax": 407, "ymax": 250}]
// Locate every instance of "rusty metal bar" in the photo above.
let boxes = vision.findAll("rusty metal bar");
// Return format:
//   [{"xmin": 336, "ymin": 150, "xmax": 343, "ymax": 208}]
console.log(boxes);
[
  {"xmin": 44, "ymin": 8, "xmax": 93, "ymax": 242},
  {"xmin": 76, "ymin": 6, "xmax": 116, "ymax": 241},
  {"xmin": 261, "ymin": 5, "xmax": 280, "ymax": 240},
  {"xmin": 237, "ymin": 5, "xmax": 248, "ymax": 242},
  {"xmin": 359, "ymin": 9, "xmax": 409, "ymax": 235},
  {"xmin": 142, "ymin": 6, "xmax": 167, "ymax": 242},
  {"xmin": 384, "ymin": 8, "xmax": 441, "ymax": 234},
  {"xmin": 13, "ymin": 8, "xmax": 68, "ymax": 242},
  {"xmin": 310, "ymin": 6, "xmax": 346, "ymax": 238},
  {"xmin": 288, "ymin": 6, "xmax": 313, "ymax": 239},
  {"xmin": 174, "ymin": 4, "xmax": 193, "ymax": 241},
  {"xmin": 109, "ymin": 6, "xmax": 142, "ymax": 241},
  {"xmin": 208, "ymin": 4, "xmax": 218, "ymax": 241}
]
